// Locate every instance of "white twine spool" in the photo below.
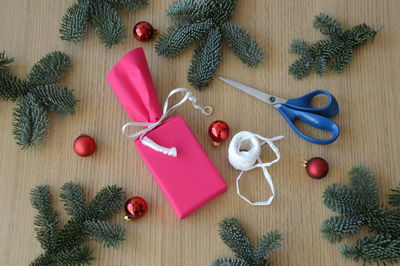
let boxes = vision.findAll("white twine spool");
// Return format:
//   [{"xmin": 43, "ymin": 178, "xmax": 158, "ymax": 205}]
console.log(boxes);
[{"xmin": 228, "ymin": 131, "xmax": 284, "ymax": 206}]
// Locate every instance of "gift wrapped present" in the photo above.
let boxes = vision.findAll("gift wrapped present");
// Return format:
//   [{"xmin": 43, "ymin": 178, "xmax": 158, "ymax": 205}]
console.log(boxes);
[{"xmin": 107, "ymin": 48, "xmax": 227, "ymax": 219}]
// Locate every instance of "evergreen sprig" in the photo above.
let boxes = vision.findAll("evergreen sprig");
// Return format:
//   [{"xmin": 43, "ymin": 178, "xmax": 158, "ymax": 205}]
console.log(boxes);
[
  {"xmin": 321, "ymin": 166, "xmax": 400, "ymax": 264},
  {"xmin": 30, "ymin": 182, "xmax": 125, "ymax": 266},
  {"xmin": 60, "ymin": 0, "xmax": 148, "ymax": 48},
  {"xmin": 156, "ymin": 0, "xmax": 264, "ymax": 90},
  {"xmin": 212, "ymin": 217, "xmax": 282, "ymax": 266},
  {"xmin": 289, "ymin": 13, "xmax": 378, "ymax": 79},
  {"xmin": 0, "ymin": 51, "xmax": 77, "ymax": 149}
]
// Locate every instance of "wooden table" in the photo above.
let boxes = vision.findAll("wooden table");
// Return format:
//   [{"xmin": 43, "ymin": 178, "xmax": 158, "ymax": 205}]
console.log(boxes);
[{"xmin": 1, "ymin": 0, "xmax": 399, "ymax": 265}]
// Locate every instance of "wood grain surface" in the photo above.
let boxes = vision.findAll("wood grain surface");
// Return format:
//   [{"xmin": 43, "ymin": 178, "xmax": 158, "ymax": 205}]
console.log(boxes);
[{"xmin": 1, "ymin": 0, "xmax": 399, "ymax": 265}]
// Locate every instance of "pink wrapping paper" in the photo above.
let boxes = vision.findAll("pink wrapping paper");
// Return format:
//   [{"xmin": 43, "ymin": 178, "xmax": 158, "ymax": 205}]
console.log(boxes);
[{"xmin": 107, "ymin": 48, "xmax": 227, "ymax": 219}]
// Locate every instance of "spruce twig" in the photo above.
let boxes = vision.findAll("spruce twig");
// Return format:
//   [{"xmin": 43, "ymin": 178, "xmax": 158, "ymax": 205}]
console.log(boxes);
[
  {"xmin": 0, "ymin": 51, "xmax": 78, "ymax": 149},
  {"xmin": 156, "ymin": 0, "xmax": 264, "ymax": 90},
  {"xmin": 321, "ymin": 166, "xmax": 400, "ymax": 264},
  {"xmin": 60, "ymin": 0, "xmax": 148, "ymax": 48},
  {"xmin": 212, "ymin": 217, "xmax": 282, "ymax": 266},
  {"xmin": 30, "ymin": 182, "xmax": 125, "ymax": 265},
  {"xmin": 289, "ymin": 13, "xmax": 378, "ymax": 79}
]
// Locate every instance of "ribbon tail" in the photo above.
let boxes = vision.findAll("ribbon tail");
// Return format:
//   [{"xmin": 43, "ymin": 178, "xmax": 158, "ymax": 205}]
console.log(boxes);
[{"xmin": 141, "ymin": 136, "xmax": 177, "ymax": 157}]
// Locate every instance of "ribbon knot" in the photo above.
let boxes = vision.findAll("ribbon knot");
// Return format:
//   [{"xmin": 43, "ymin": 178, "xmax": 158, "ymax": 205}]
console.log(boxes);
[
  {"xmin": 228, "ymin": 131, "xmax": 284, "ymax": 206},
  {"xmin": 122, "ymin": 88, "xmax": 212, "ymax": 157}
]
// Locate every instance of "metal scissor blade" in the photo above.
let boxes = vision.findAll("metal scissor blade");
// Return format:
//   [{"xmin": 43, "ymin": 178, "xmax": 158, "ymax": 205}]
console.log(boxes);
[{"xmin": 218, "ymin": 76, "xmax": 280, "ymax": 105}]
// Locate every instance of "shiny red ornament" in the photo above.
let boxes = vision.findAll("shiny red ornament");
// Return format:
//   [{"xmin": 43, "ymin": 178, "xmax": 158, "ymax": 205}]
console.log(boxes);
[
  {"xmin": 304, "ymin": 157, "xmax": 329, "ymax": 179},
  {"xmin": 73, "ymin": 135, "xmax": 96, "ymax": 157},
  {"xmin": 133, "ymin": 21, "xmax": 155, "ymax": 42},
  {"xmin": 208, "ymin": 120, "xmax": 230, "ymax": 145},
  {"xmin": 124, "ymin": 196, "xmax": 147, "ymax": 221}
]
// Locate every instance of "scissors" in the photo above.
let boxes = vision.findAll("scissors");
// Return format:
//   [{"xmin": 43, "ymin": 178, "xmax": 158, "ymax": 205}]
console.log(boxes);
[{"xmin": 219, "ymin": 77, "xmax": 340, "ymax": 145}]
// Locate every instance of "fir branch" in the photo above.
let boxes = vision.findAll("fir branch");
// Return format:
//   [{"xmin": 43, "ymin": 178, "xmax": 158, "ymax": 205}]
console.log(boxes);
[
  {"xmin": 60, "ymin": 0, "xmax": 146, "ymax": 47},
  {"xmin": 30, "ymin": 185, "xmax": 52, "ymax": 212},
  {"xmin": 60, "ymin": 182, "xmax": 87, "ymax": 219},
  {"xmin": 212, "ymin": 257, "xmax": 250, "ymax": 266},
  {"xmin": 321, "ymin": 216, "xmax": 364, "ymax": 243},
  {"xmin": 341, "ymin": 234, "xmax": 400, "ymax": 264},
  {"xmin": 253, "ymin": 230, "xmax": 282, "ymax": 266},
  {"xmin": 366, "ymin": 208, "xmax": 400, "ymax": 236},
  {"xmin": 107, "ymin": 0, "xmax": 148, "ymax": 11},
  {"xmin": 13, "ymin": 94, "xmax": 49, "ymax": 149},
  {"xmin": 56, "ymin": 217, "xmax": 86, "ymax": 251},
  {"xmin": 0, "ymin": 51, "xmax": 14, "ymax": 74},
  {"xmin": 53, "ymin": 245, "xmax": 93, "ymax": 265},
  {"xmin": 1, "ymin": 51, "xmax": 76, "ymax": 149},
  {"xmin": 31, "ymin": 84, "xmax": 78, "ymax": 115},
  {"xmin": 321, "ymin": 165, "xmax": 400, "ymax": 264},
  {"xmin": 34, "ymin": 210, "xmax": 60, "ymax": 252},
  {"xmin": 289, "ymin": 13, "xmax": 377, "ymax": 79},
  {"xmin": 156, "ymin": 19, "xmax": 214, "ymax": 57},
  {"xmin": 289, "ymin": 39, "xmax": 310, "ymax": 56},
  {"xmin": 312, "ymin": 13, "xmax": 343, "ymax": 37},
  {"xmin": 322, "ymin": 183, "xmax": 362, "ymax": 216},
  {"xmin": 167, "ymin": 0, "xmax": 216, "ymax": 23},
  {"xmin": 158, "ymin": 0, "xmax": 264, "ymax": 89},
  {"xmin": 330, "ymin": 47, "xmax": 352, "ymax": 73},
  {"xmin": 59, "ymin": 0, "xmax": 90, "ymax": 44},
  {"xmin": 214, "ymin": 218, "xmax": 282, "ymax": 266},
  {"xmin": 87, "ymin": 185, "xmax": 125, "ymax": 220},
  {"xmin": 221, "ymin": 22, "xmax": 264, "ymax": 67},
  {"xmin": 389, "ymin": 186, "xmax": 400, "ymax": 207},
  {"xmin": 212, "ymin": 0, "xmax": 238, "ymax": 25},
  {"xmin": 349, "ymin": 166, "xmax": 379, "ymax": 209},
  {"xmin": 30, "ymin": 183, "xmax": 125, "ymax": 265},
  {"xmin": 0, "ymin": 74, "xmax": 28, "ymax": 101},
  {"xmin": 218, "ymin": 218, "xmax": 254, "ymax": 263},
  {"xmin": 85, "ymin": 220, "xmax": 125, "ymax": 248},
  {"xmin": 188, "ymin": 28, "xmax": 222, "ymax": 90},
  {"xmin": 30, "ymin": 254, "xmax": 53, "ymax": 266},
  {"xmin": 91, "ymin": 1, "xmax": 126, "ymax": 48},
  {"xmin": 346, "ymin": 24, "xmax": 378, "ymax": 47},
  {"xmin": 27, "ymin": 51, "xmax": 72, "ymax": 86}
]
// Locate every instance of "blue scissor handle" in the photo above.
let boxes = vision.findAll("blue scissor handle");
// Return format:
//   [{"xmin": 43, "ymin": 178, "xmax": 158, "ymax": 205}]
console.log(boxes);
[
  {"xmin": 276, "ymin": 105, "xmax": 340, "ymax": 145},
  {"xmin": 285, "ymin": 90, "xmax": 339, "ymax": 117}
]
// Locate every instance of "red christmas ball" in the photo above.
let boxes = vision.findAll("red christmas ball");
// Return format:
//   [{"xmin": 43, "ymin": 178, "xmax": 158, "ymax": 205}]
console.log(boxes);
[
  {"xmin": 124, "ymin": 197, "xmax": 147, "ymax": 221},
  {"xmin": 304, "ymin": 157, "xmax": 329, "ymax": 179},
  {"xmin": 208, "ymin": 120, "xmax": 230, "ymax": 145},
  {"xmin": 133, "ymin": 21, "xmax": 155, "ymax": 42},
  {"xmin": 73, "ymin": 135, "xmax": 96, "ymax": 157}
]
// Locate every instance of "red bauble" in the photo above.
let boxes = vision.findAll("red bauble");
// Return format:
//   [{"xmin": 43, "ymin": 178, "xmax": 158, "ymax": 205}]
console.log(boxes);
[
  {"xmin": 304, "ymin": 157, "xmax": 329, "ymax": 179},
  {"xmin": 208, "ymin": 120, "xmax": 230, "ymax": 145},
  {"xmin": 133, "ymin": 21, "xmax": 155, "ymax": 42},
  {"xmin": 73, "ymin": 135, "xmax": 96, "ymax": 157},
  {"xmin": 124, "ymin": 197, "xmax": 147, "ymax": 221}
]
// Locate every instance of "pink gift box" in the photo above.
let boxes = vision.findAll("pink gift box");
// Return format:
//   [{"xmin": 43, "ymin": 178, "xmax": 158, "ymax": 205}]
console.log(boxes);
[{"xmin": 107, "ymin": 48, "xmax": 227, "ymax": 219}]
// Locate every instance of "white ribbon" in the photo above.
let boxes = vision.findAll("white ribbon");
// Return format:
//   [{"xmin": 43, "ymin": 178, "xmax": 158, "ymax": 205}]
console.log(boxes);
[
  {"xmin": 228, "ymin": 131, "xmax": 284, "ymax": 206},
  {"xmin": 122, "ymin": 88, "xmax": 212, "ymax": 157}
]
